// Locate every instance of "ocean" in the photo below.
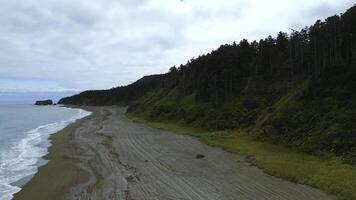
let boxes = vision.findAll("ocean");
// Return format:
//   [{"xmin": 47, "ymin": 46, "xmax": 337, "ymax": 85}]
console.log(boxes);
[{"xmin": 0, "ymin": 104, "xmax": 91, "ymax": 200}]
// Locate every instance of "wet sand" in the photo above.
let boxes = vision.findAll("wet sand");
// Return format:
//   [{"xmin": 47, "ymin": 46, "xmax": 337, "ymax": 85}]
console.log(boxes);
[{"xmin": 13, "ymin": 107, "xmax": 334, "ymax": 200}]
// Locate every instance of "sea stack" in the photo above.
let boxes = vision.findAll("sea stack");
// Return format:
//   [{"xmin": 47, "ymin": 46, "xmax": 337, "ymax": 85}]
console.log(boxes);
[{"xmin": 35, "ymin": 99, "xmax": 53, "ymax": 106}]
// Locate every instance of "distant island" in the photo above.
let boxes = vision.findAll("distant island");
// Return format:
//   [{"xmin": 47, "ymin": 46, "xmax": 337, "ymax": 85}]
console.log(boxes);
[{"xmin": 35, "ymin": 99, "xmax": 53, "ymax": 105}]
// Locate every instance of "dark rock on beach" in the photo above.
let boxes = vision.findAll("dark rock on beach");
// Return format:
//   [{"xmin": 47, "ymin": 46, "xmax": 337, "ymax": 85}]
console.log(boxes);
[{"xmin": 195, "ymin": 154, "xmax": 205, "ymax": 159}]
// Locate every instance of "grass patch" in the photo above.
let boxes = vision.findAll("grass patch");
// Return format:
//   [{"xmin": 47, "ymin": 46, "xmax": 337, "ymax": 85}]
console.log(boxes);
[
  {"xmin": 128, "ymin": 113, "xmax": 204, "ymax": 135},
  {"xmin": 128, "ymin": 113, "xmax": 356, "ymax": 200}
]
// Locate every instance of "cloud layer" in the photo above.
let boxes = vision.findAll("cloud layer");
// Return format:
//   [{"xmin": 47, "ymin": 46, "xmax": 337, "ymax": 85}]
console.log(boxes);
[{"xmin": 0, "ymin": 0, "xmax": 354, "ymax": 92}]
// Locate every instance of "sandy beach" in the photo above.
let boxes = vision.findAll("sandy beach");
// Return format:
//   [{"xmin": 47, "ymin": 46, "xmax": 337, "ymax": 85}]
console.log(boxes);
[{"xmin": 13, "ymin": 106, "xmax": 334, "ymax": 200}]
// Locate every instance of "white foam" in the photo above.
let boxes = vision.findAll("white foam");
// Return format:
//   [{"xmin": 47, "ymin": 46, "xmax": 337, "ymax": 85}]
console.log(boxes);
[{"xmin": 0, "ymin": 108, "xmax": 91, "ymax": 200}]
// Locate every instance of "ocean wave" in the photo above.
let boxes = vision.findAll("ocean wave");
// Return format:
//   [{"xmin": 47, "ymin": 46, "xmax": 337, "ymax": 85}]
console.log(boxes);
[{"xmin": 0, "ymin": 108, "xmax": 91, "ymax": 200}]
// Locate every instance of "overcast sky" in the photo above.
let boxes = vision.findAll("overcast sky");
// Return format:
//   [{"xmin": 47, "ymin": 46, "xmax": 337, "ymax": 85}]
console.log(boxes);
[{"xmin": 0, "ymin": 0, "xmax": 354, "ymax": 93}]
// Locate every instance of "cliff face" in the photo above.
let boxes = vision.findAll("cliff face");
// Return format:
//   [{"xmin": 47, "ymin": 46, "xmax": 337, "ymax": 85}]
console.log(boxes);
[{"xmin": 35, "ymin": 99, "xmax": 53, "ymax": 105}]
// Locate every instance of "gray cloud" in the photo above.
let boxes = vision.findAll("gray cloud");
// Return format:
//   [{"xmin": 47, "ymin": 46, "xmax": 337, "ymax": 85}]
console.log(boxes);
[{"xmin": 0, "ymin": 0, "xmax": 354, "ymax": 92}]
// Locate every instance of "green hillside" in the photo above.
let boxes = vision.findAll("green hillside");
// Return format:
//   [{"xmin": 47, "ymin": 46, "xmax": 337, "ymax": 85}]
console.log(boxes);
[{"xmin": 59, "ymin": 5, "xmax": 356, "ymax": 163}]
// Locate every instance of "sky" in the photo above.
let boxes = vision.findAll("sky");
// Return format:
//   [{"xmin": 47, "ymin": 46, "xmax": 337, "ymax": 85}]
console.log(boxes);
[{"xmin": 0, "ymin": 0, "xmax": 354, "ymax": 95}]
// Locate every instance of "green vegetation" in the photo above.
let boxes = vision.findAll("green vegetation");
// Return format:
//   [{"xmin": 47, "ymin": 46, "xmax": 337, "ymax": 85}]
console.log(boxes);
[
  {"xmin": 128, "ymin": 114, "xmax": 356, "ymax": 200},
  {"xmin": 127, "ymin": 75, "xmax": 356, "ymax": 164},
  {"xmin": 59, "ymin": 5, "xmax": 356, "ymax": 198}
]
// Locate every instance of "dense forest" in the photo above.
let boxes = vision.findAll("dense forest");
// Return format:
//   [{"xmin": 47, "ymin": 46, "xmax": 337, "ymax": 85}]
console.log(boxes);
[{"xmin": 59, "ymin": 6, "xmax": 356, "ymax": 163}]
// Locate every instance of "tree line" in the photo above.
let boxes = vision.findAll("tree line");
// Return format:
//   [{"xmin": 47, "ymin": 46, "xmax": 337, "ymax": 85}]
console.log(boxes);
[{"xmin": 59, "ymin": 5, "xmax": 356, "ymax": 106}]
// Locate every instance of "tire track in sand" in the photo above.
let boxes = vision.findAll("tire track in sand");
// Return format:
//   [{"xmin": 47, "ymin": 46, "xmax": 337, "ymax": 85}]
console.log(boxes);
[{"xmin": 65, "ymin": 107, "xmax": 335, "ymax": 200}]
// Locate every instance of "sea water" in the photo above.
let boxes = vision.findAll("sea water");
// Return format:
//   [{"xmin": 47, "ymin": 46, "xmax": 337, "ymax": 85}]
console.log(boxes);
[{"xmin": 0, "ymin": 104, "xmax": 91, "ymax": 200}]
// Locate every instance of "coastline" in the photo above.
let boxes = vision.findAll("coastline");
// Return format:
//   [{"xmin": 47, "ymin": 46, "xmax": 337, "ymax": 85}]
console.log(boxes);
[
  {"xmin": 13, "ymin": 106, "xmax": 334, "ymax": 200},
  {"xmin": 12, "ymin": 107, "xmax": 93, "ymax": 200}
]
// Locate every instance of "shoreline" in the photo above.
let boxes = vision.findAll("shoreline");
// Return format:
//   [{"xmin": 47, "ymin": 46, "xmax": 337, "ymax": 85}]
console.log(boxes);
[
  {"xmin": 12, "ymin": 107, "xmax": 93, "ymax": 200},
  {"xmin": 13, "ymin": 106, "xmax": 335, "ymax": 200}
]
